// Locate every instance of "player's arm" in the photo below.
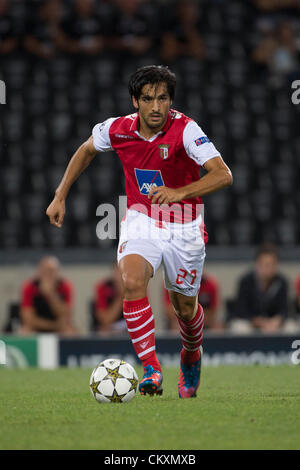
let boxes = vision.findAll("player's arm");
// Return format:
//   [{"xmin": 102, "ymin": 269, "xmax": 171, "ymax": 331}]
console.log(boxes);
[
  {"xmin": 96, "ymin": 298, "xmax": 123, "ymax": 328},
  {"xmin": 20, "ymin": 307, "xmax": 62, "ymax": 332},
  {"xmin": 148, "ymin": 120, "xmax": 232, "ymax": 205},
  {"xmin": 251, "ymin": 314, "xmax": 284, "ymax": 334},
  {"xmin": 180, "ymin": 156, "xmax": 232, "ymax": 199},
  {"xmin": 43, "ymin": 294, "xmax": 74, "ymax": 333},
  {"xmin": 42, "ymin": 290, "xmax": 72, "ymax": 319},
  {"xmin": 46, "ymin": 136, "xmax": 97, "ymax": 227},
  {"xmin": 148, "ymin": 156, "xmax": 232, "ymax": 204},
  {"xmin": 95, "ymin": 283, "xmax": 123, "ymax": 329}
]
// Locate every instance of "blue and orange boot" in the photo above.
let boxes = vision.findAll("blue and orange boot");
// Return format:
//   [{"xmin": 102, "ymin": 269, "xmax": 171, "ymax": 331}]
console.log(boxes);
[
  {"xmin": 178, "ymin": 346, "xmax": 203, "ymax": 398},
  {"xmin": 139, "ymin": 365, "xmax": 163, "ymax": 396}
]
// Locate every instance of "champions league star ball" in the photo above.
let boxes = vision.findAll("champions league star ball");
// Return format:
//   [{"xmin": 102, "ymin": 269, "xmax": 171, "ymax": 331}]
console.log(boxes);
[{"xmin": 90, "ymin": 358, "xmax": 139, "ymax": 403}]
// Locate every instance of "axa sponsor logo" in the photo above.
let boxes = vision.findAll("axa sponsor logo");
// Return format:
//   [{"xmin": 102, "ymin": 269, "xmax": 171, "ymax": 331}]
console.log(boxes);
[
  {"xmin": 140, "ymin": 182, "xmax": 158, "ymax": 193},
  {"xmin": 134, "ymin": 169, "xmax": 165, "ymax": 195}
]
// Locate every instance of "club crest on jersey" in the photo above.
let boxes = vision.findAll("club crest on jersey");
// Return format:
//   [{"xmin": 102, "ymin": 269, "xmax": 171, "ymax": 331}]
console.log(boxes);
[
  {"xmin": 158, "ymin": 144, "xmax": 170, "ymax": 160},
  {"xmin": 134, "ymin": 169, "xmax": 164, "ymax": 195}
]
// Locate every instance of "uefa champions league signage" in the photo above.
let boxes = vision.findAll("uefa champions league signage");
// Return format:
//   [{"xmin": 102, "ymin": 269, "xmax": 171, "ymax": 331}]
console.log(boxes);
[{"xmin": 0, "ymin": 340, "xmax": 6, "ymax": 365}]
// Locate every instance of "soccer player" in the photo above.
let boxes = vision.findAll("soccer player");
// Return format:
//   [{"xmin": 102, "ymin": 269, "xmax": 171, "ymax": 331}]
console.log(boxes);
[{"xmin": 46, "ymin": 65, "xmax": 232, "ymax": 398}]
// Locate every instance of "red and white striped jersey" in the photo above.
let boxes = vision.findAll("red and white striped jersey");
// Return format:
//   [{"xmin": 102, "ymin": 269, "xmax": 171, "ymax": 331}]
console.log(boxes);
[{"xmin": 92, "ymin": 109, "xmax": 220, "ymax": 229}]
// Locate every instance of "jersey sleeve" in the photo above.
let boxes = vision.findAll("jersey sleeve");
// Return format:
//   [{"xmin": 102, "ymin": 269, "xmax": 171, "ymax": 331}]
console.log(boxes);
[
  {"xmin": 207, "ymin": 277, "xmax": 220, "ymax": 310},
  {"xmin": 296, "ymin": 277, "xmax": 300, "ymax": 296},
  {"xmin": 183, "ymin": 120, "xmax": 221, "ymax": 167},
  {"xmin": 163, "ymin": 287, "xmax": 171, "ymax": 306},
  {"xmin": 95, "ymin": 282, "xmax": 110, "ymax": 310},
  {"xmin": 59, "ymin": 280, "xmax": 73, "ymax": 307},
  {"xmin": 20, "ymin": 281, "xmax": 34, "ymax": 309},
  {"xmin": 92, "ymin": 117, "xmax": 118, "ymax": 152}
]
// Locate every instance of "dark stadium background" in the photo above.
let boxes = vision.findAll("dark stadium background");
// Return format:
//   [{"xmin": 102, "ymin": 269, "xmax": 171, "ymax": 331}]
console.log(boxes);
[{"xmin": 0, "ymin": 0, "xmax": 300, "ymax": 365}]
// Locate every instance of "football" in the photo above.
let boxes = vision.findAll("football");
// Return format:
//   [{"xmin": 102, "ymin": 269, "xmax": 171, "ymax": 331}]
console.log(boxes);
[{"xmin": 89, "ymin": 358, "xmax": 139, "ymax": 403}]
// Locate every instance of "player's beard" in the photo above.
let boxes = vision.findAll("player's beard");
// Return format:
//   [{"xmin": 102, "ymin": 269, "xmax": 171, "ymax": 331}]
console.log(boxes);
[{"xmin": 144, "ymin": 112, "xmax": 167, "ymax": 130}]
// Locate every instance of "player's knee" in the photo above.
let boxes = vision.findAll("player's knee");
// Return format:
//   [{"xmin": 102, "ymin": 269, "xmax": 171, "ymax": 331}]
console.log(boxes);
[{"xmin": 121, "ymin": 272, "xmax": 146, "ymax": 297}]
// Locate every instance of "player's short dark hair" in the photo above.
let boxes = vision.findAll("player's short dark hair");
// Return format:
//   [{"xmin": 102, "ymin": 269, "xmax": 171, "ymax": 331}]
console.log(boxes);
[
  {"xmin": 128, "ymin": 65, "xmax": 176, "ymax": 101},
  {"xmin": 255, "ymin": 243, "xmax": 279, "ymax": 261}
]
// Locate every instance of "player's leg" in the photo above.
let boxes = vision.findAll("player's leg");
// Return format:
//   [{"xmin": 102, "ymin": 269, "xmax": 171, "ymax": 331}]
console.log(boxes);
[
  {"xmin": 169, "ymin": 290, "xmax": 204, "ymax": 398},
  {"xmin": 119, "ymin": 253, "xmax": 163, "ymax": 395},
  {"xmin": 119, "ymin": 253, "xmax": 152, "ymax": 300},
  {"xmin": 162, "ymin": 221, "xmax": 206, "ymax": 398}
]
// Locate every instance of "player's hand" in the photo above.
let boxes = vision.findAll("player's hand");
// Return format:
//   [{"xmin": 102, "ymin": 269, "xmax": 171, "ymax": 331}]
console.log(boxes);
[
  {"xmin": 46, "ymin": 196, "xmax": 65, "ymax": 228},
  {"xmin": 39, "ymin": 278, "xmax": 56, "ymax": 297},
  {"xmin": 148, "ymin": 186, "xmax": 185, "ymax": 205}
]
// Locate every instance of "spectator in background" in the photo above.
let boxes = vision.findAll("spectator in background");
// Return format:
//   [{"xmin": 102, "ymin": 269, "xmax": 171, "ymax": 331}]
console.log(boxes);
[
  {"xmin": 58, "ymin": 0, "xmax": 105, "ymax": 56},
  {"xmin": 232, "ymin": 243, "xmax": 289, "ymax": 333},
  {"xmin": 108, "ymin": 0, "xmax": 158, "ymax": 57},
  {"xmin": 0, "ymin": 0, "xmax": 18, "ymax": 55},
  {"xmin": 252, "ymin": 19, "xmax": 300, "ymax": 85},
  {"xmin": 198, "ymin": 271, "xmax": 223, "ymax": 331},
  {"xmin": 93, "ymin": 263, "xmax": 126, "ymax": 334},
  {"xmin": 163, "ymin": 271, "xmax": 223, "ymax": 331},
  {"xmin": 254, "ymin": 0, "xmax": 300, "ymax": 12},
  {"xmin": 295, "ymin": 276, "xmax": 300, "ymax": 314},
  {"xmin": 160, "ymin": 0, "xmax": 205, "ymax": 64},
  {"xmin": 163, "ymin": 288, "xmax": 178, "ymax": 331},
  {"xmin": 23, "ymin": 0, "xmax": 64, "ymax": 58},
  {"xmin": 19, "ymin": 256, "xmax": 76, "ymax": 335}
]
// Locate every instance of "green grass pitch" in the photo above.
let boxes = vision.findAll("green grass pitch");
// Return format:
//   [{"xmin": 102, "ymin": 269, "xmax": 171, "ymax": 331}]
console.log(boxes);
[{"xmin": 0, "ymin": 365, "xmax": 299, "ymax": 450}]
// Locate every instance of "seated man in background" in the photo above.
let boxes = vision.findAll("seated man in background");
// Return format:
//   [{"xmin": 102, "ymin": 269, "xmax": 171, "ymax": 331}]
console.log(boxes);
[
  {"xmin": 19, "ymin": 256, "xmax": 76, "ymax": 335},
  {"xmin": 0, "ymin": 0, "xmax": 18, "ymax": 55},
  {"xmin": 58, "ymin": 0, "xmax": 105, "ymax": 56},
  {"xmin": 23, "ymin": 0, "xmax": 64, "ymax": 59},
  {"xmin": 233, "ymin": 244, "xmax": 288, "ymax": 333},
  {"xmin": 160, "ymin": 0, "xmax": 206, "ymax": 63},
  {"xmin": 108, "ymin": 0, "xmax": 157, "ymax": 57},
  {"xmin": 295, "ymin": 276, "xmax": 300, "ymax": 315},
  {"xmin": 198, "ymin": 271, "xmax": 223, "ymax": 331},
  {"xmin": 93, "ymin": 263, "xmax": 126, "ymax": 334},
  {"xmin": 164, "ymin": 270, "xmax": 223, "ymax": 331}
]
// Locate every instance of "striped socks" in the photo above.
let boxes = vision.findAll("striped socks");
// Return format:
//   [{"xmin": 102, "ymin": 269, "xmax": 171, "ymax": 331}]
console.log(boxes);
[
  {"xmin": 123, "ymin": 298, "xmax": 204, "ymax": 370},
  {"xmin": 178, "ymin": 303, "xmax": 204, "ymax": 365},
  {"xmin": 123, "ymin": 296, "xmax": 161, "ymax": 372}
]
